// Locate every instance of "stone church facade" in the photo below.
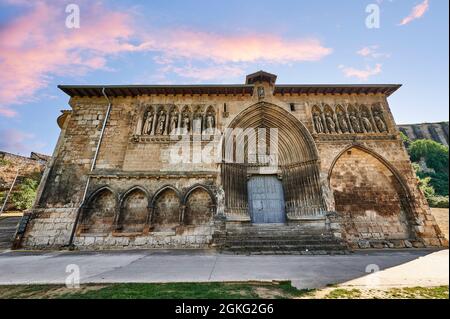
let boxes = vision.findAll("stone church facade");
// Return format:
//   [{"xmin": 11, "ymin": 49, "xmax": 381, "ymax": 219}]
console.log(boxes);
[{"xmin": 18, "ymin": 71, "xmax": 446, "ymax": 251}]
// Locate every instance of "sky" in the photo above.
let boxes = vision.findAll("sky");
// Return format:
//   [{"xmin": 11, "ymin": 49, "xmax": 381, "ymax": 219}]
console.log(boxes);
[{"xmin": 0, "ymin": 0, "xmax": 448, "ymax": 156}]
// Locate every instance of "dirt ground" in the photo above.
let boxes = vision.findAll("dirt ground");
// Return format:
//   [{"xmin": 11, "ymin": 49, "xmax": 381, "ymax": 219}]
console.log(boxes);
[{"xmin": 430, "ymin": 208, "xmax": 449, "ymax": 240}]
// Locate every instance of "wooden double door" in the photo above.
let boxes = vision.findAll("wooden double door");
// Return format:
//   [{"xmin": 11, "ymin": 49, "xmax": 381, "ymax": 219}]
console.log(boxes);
[{"xmin": 247, "ymin": 175, "xmax": 286, "ymax": 224}]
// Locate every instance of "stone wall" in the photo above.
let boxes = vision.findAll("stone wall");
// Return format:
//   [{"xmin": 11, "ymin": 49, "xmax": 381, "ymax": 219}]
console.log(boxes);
[
  {"xmin": 19, "ymin": 78, "xmax": 447, "ymax": 250},
  {"xmin": 330, "ymin": 147, "xmax": 411, "ymax": 244}
]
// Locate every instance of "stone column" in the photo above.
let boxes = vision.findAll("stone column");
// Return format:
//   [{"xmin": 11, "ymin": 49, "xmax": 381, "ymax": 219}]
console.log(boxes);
[
  {"xmin": 150, "ymin": 112, "xmax": 157, "ymax": 135},
  {"xmin": 177, "ymin": 112, "xmax": 182, "ymax": 135},
  {"xmin": 179, "ymin": 205, "xmax": 186, "ymax": 224},
  {"xmin": 165, "ymin": 112, "xmax": 170, "ymax": 135},
  {"xmin": 145, "ymin": 206, "xmax": 154, "ymax": 232}
]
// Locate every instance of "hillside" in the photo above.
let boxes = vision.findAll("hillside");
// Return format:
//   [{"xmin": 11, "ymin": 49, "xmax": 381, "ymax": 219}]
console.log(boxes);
[{"xmin": 398, "ymin": 121, "xmax": 449, "ymax": 147}]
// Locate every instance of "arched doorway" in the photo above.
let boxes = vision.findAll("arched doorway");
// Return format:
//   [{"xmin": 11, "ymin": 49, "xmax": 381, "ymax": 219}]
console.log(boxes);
[
  {"xmin": 221, "ymin": 102, "xmax": 325, "ymax": 222},
  {"xmin": 329, "ymin": 146, "xmax": 413, "ymax": 242}
]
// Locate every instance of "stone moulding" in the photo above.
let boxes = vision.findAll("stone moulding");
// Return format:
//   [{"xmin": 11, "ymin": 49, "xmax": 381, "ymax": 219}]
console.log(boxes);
[
  {"xmin": 88, "ymin": 171, "xmax": 219, "ymax": 179},
  {"xmin": 130, "ymin": 134, "xmax": 218, "ymax": 144},
  {"xmin": 313, "ymin": 133, "xmax": 398, "ymax": 141}
]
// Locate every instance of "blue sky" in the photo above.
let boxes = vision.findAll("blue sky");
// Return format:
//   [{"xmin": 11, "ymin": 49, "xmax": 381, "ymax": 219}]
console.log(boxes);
[{"xmin": 0, "ymin": 0, "xmax": 448, "ymax": 156}]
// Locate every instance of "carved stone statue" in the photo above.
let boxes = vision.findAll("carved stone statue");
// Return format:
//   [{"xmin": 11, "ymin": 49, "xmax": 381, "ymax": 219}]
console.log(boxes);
[
  {"xmin": 349, "ymin": 111, "xmax": 360, "ymax": 133},
  {"xmin": 257, "ymin": 86, "xmax": 265, "ymax": 99},
  {"xmin": 337, "ymin": 112, "xmax": 349, "ymax": 133},
  {"xmin": 313, "ymin": 112, "xmax": 324, "ymax": 133},
  {"xmin": 373, "ymin": 110, "xmax": 388, "ymax": 133},
  {"xmin": 360, "ymin": 112, "xmax": 373, "ymax": 133},
  {"xmin": 193, "ymin": 114, "xmax": 202, "ymax": 134},
  {"xmin": 142, "ymin": 111, "xmax": 154, "ymax": 135},
  {"xmin": 156, "ymin": 110, "xmax": 166, "ymax": 135},
  {"xmin": 206, "ymin": 113, "xmax": 215, "ymax": 132},
  {"xmin": 169, "ymin": 113, "xmax": 178, "ymax": 135},
  {"xmin": 325, "ymin": 113, "xmax": 336, "ymax": 133},
  {"xmin": 182, "ymin": 113, "xmax": 190, "ymax": 135}
]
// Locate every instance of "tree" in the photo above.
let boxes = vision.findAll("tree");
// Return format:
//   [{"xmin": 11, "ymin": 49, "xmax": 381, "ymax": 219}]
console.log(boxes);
[
  {"xmin": 408, "ymin": 139, "xmax": 449, "ymax": 196},
  {"xmin": 400, "ymin": 132, "xmax": 411, "ymax": 149},
  {"xmin": 413, "ymin": 163, "xmax": 435, "ymax": 198}
]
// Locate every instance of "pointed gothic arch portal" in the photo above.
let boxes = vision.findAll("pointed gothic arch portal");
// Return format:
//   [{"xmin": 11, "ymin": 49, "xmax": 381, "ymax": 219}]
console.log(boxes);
[
  {"xmin": 221, "ymin": 102, "xmax": 326, "ymax": 222},
  {"xmin": 329, "ymin": 146, "xmax": 413, "ymax": 241}
]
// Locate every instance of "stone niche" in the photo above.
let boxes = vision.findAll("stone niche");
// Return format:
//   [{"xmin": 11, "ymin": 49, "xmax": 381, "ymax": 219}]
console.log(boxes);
[
  {"xmin": 184, "ymin": 187, "xmax": 214, "ymax": 225},
  {"xmin": 329, "ymin": 147, "xmax": 412, "ymax": 244},
  {"xmin": 117, "ymin": 188, "xmax": 148, "ymax": 234},
  {"xmin": 79, "ymin": 188, "xmax": 117, "ymax": 235},
  {"xmin": 152, "ymin": 187, "xmax": 181, "ymax": 232}
]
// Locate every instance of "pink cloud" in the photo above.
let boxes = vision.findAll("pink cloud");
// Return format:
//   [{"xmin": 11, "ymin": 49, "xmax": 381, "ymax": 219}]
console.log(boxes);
[
  {"xmin": 0, "ymin": 1, "xmax": 136, "ymax": 111},
  {"xmin": 399, "ymin": 0, "xmax": 430, "ymax": 25},
  {"xmin": 0, "ymin": 128, "xmax": 35, "ymax": 155},
  {"xmin": 143, "ymin": 30, "xmax": 332, "ymax": 82},
  {"xmin": 138, "ymin": 30, "xmax": 332, "ymax": 64},
  {"xmin": 339, "ymin": 64, "xmax": 382, "ymax": 81},
  {"xmin": 356, "ymin": 45, "xmax": 390, "ymax": 59},
  {"xmin": 163, "ymin": 65, "xmax": 247, "ymax": 82},
  {"xmin": 0, "ymin": 107, "xmax": 17, "ymax": 117},
  {"xmin": 0, "ymin": 1, "xmax": 333, "ymax": 116}
]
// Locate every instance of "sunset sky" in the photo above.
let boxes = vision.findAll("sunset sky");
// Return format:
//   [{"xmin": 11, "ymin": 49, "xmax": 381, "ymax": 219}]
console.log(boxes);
[{"xmin": 0, "ymin": 0, "xmax": 448, "ymax": 156}]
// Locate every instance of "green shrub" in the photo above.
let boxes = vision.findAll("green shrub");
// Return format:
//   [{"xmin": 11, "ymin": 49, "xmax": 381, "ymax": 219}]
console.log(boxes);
[
  {"xmin": 413, "ymin": 163, "xmax": 436, "ymax": 198},
  {"xmin": 428, "ymin": 196, "xmax": 449, "ymax": 208},
  {"xmin": 400, "ymin": 132, "xmax": 411, "ymax": 149},
  {"xmin": 10, "ymin": 178, "xmax": 39, "ymax": 211},
  {"xmin": 0, "ymin": 158, "xmax": 11, "ymax": 166}
]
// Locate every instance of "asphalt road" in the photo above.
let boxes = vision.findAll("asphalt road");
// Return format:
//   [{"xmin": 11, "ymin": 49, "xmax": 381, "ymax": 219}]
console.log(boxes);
[{"xmin": 0, "ymin": 249, "xmax": 448, "ymax": 289}]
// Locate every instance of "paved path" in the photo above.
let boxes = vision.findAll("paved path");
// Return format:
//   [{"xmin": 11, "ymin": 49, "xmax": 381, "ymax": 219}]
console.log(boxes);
[{"xmin": 0, "ymin": 249, "xmax": 448, "ymax": 289}]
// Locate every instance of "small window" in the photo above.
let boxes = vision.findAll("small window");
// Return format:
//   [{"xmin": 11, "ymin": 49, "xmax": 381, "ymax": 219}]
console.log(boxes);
[
  {"xmin": 290, "ymin": 103, "xmax": 296, "ymax": 111},
  {"xmin": 223, "ymin": 103, "xmax": 227, "ymax": 113}
]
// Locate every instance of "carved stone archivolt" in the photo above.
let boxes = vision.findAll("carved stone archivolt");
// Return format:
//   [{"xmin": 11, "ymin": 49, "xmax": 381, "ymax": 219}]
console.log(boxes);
[
  {"xmin": 134, "ymin": 104, "xmax": 217, "ymax": 139},
  {"xmin": 312, "ymin": 103, "xmax": 389, "ymax": 135},
  {"xmin": 222, "ymin": 102, "xmax": 326, "ymax": 220}
]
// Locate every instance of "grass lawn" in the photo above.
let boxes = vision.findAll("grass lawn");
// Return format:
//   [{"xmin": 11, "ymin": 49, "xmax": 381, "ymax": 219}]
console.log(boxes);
[
  {"xmin": 0, "ymin": 282, "xmax": 447, "ymax": 299},
  {"xmin": 0, "ymin": 281, "xmax": 312, "ymax": 299}
]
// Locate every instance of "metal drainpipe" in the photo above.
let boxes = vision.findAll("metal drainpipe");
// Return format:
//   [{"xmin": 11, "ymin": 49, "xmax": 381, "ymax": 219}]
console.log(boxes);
[{"xmin": 67, "ymin": 87, "xmax": 112, "ymax": 248}]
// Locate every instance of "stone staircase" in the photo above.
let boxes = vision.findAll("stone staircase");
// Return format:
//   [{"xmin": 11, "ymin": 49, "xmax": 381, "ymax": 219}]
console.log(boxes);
[
  {"xmin": 213, "ymin": 224, "xmax": 349, "ymax": 255},
  {"xmin": 0, "ymin": 216, "xmax": 21, "ymax": 250}
]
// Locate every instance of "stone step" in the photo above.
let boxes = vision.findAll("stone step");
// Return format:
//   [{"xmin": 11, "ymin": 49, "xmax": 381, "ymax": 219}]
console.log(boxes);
[
  {"xmin": 224, "ymin": 239, "xmax": 344, "ymax": 246},
  {"xmin": 223, "ymin": 249, "xmax": 349, "ymax": 255},
  {"xmin": 0, "ymin": 216, "xmax": 21, "ymax": 250},
  {"xmin": 0, "ymin": 219, "xmax": 22, "ymax": 227},
  {"xmin": 225, "ymin": 245, "xmax": 347, "ymax": 254},
  {"xmin": 223, "ymin": 226, "xmax": 330, "ymax": 231},
  {"xmin": 222, "ymin": 232, "xmax": 340, "ymax": 238},
  {"xmin": 215, "ymin": 223, "xmax": 349, "ymax": 254},
  {"xmin": 215, "ymin": 235, "xmax": 338, "ymax": 241}
]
